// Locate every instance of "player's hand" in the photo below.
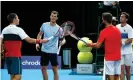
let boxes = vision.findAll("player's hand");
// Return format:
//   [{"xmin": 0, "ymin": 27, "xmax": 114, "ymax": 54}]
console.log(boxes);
[
  {"xmin": 0, "ymin": 49, "xmax": 4, "ymax": 54},
  {"xmin": 1, "ymin": 50, "xmax": 4, "ymax": 58},
  {"xmin": 87, "ymin": 43, "xmax": 91, "ymax": 47},
  {"xmin": 121, "ymin": 41, "xmax": 125, "ymax": 46},
  {"xmin": 60, "ymin": 38, "xmax": 66, "ymax": 46},
  {"xmin": 87, "ymin": 43, "xmax": 94, "ymax": 47},
  {"xmin": 36, "ymin": 44, "xmax": 40, "ymax": 51}
]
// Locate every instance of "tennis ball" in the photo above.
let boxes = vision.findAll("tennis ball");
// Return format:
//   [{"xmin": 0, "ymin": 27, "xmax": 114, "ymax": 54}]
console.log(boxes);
[
  {"xmin": 77, "ymin": 52, "xmax": 93, "ymax": 64},
  {"xmin": 77, "ymin": 37, "xmax": 92, "ymax": 52}
]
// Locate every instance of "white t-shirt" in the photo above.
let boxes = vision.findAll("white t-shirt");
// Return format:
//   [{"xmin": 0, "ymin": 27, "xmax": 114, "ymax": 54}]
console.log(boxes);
[
  {"xmin": 116, "ymin": 24, "xmax": 133, "ymax": 55},
  {"xmin": 0, "ymin": 24, "xmax": 29, "ymax": 40}
]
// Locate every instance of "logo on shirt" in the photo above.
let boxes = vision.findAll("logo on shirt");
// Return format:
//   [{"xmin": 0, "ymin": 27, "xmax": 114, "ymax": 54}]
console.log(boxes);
[{"xmin": 121, "ymin": 33, "xmax": 128, "ymax": 38}]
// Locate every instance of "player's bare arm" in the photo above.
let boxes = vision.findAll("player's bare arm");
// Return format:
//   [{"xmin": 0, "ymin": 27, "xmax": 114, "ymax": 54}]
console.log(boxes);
[
  {"xmin": 88, "ymin": 42, "xmax": 102, "ymax": 49},
  {"xmin": 24, "ymin": 37, "xmax": 48, "ymax": 44}
]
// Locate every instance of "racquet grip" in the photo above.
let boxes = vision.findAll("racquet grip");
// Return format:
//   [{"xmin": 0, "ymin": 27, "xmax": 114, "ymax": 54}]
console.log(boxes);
[{"xmin": 57, "ymin": 46, "xmax": 61, "ymax": 55}]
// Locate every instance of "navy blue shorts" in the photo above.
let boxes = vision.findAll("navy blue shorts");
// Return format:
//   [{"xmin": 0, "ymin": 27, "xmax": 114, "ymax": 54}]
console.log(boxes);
[
  {"xmin": 40, "ymin": 52, "xmax": 58, "ymax": 66},
  {"xmin": 5, "ymin": 57, "xmax": 22, "ymax": 75}
]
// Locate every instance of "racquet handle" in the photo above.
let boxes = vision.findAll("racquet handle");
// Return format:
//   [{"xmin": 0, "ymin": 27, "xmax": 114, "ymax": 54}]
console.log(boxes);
[
  {"xmin": 47, "ymin": 36, "xmax": 54, "ymax": 40},
  {"xmin": 68, "ymin": 32, "xmax": 89, "ymax": 46},
  {"xmin": 57, "ymin": 45, "xmax": 61, "ymax": 55}
]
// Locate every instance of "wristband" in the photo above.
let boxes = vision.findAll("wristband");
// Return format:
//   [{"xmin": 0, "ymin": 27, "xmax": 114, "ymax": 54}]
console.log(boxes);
[{"xmin": 36, "ymin": 39, "xmax": 40, "ymax": 44}]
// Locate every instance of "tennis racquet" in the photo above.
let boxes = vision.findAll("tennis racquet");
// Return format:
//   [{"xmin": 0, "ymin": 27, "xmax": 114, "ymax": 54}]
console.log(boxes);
[{"xmin": 57, "ymin": 21, "xmax": 75, "ymax": 55}]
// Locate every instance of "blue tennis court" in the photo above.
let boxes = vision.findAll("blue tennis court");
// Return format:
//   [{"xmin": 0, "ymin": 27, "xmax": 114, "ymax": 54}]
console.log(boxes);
[{"xmin": 1, "ymin": 69, "xmax": 133, "ymax": 80}]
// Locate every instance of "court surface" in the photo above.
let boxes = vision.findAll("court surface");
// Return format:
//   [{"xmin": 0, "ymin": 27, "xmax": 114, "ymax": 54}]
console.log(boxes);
[{"xmin": 1, "ymin": 69, "xmax": 133, "ymax": 80}]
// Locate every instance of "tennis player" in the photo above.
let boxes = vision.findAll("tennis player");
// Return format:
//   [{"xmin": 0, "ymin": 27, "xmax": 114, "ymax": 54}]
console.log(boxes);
[
  {"xmin": 0, "ymin": 13, "xmax": 48, "ymax": 80},
  {"xmin": 36, "ymin": 11, "xmax": 66, "ymax": 80},
  {"xmin": 88, "ymin": 12, "xmax": 121, "ymax": 80},
  {"xmin": 116, "ymin": 12, "xmax": 133, "ymax": 80}
]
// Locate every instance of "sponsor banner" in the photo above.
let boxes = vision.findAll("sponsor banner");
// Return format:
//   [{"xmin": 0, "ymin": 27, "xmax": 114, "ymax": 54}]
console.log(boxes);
[
  {"xmin": 77, "ymin": 64, "xmax": 93, "ymax": 74},
  {"xmin": 4, "ymin": 56, "xmax": 61, "ymax": 69}
]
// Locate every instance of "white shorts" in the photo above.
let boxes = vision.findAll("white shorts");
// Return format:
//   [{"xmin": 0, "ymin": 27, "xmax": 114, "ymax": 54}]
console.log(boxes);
[
  {"xmin": 105, "ymin": 60, "xmax": 121, "ymax": 75},
  {"xmin": 121, "ymin": 54, "xmax": 132, "ymax": 66}
]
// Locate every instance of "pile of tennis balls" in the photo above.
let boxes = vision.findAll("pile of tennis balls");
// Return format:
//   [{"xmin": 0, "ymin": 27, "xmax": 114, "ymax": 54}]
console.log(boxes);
[{"xmin": 77, "ymin": 37, "xmax": 93, "ymax": 64}]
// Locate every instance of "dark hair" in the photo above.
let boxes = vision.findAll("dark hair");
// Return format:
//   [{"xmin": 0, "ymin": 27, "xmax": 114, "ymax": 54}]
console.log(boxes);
[
  {"xmin": 121, "ymin": 12, "xmax": 130, "ymax": 19},
  {"xmin": 51, "ymin": 11, "xmax": 59, "ymax": 17},
  {"xmin": 7, "ymin": 13, "xmax": 17, "ymax": 23},
  {"xmin": 102, "ymin": 12, "xmax": 112, "ymax": 24}
]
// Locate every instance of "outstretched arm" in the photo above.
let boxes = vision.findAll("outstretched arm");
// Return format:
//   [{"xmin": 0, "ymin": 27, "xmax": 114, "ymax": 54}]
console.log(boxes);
[
  {"xmin": 88, "ymin": 42, "xmax": 102, "ymax": 49},
  {"xmin": 18, "ymin": 28, "xmax": 48, "ymax": 44},
  {"xmin": 24, "ymin": 37, "xmax": 48, "ymax": 44},
  {"xmin": 88, "ymin": 31, "xmax": 105, "ymax": 49}
]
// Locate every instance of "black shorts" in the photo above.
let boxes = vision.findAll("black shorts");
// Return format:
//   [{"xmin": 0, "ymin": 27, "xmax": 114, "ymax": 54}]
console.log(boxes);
[
  {"xmin": 5, "ymin": 57, "xmax": 22, "ymax": 75},
  {"xmin": 40, "ymin": 51, "xmax": 58, "ymax": 66}
]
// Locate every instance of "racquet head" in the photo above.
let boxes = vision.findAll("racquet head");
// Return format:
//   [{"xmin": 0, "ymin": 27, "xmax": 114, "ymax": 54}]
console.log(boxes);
[{"xmin": 60, "ymin": 21, "xmax": 75, "ymax": 36}]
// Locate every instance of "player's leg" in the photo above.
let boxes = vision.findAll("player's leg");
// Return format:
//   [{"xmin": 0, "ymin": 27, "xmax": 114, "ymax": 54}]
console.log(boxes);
[
  {"xmin": 41, "ymin": 66, "xmax": 48, "ymax": 80},
  {"xmin": 114, "ymin": 75, "xmax": 120, "ymax": 80},
  {"xmin": 108, "ymin": 75, "xmax": 115, "ymax": 80},
  {"xmin": 106, "ymin": 75, "xmax": 109, "ymax": 80},
  {"xmin": 125, "ymin": 66, "xmax": 131, "ymax": 80},
  {"xmin": 50, "ymin": 53, "xmax": 59, "ymax": 80},
  {"xmin": 11, "ymin": 75, "xmax": 15, "ymax": 80},
  {"xmin": 121, "ymin": 55, "xmax": 125, "ymax": 80},
  {"xmin": 114, "ymin": 60, "xmax": 121, "ymax": 80},
  {"xmin": 11, "ymin": 57, "xmax": 22, "ymax": 80},
  {"xmin": 125, "ymin": 54, "xmax": 132, "ymax": 80},
  {"xmin": 40, "ymin": 52, "xmax": 49, "ymax": 80},
  {"xmin": 13, "ymin": 75, "xmax": 21, "ymax": 80},
  {"xmin": 105, "ymin": 61, "xmax": 115, "ymax": 80},
  {"xmin": 52, "ymin": 66, "xmax": 58, "ymax": 80}
]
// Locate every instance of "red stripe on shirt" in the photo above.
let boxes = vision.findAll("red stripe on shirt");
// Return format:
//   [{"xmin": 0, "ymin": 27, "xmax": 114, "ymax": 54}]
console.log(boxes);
[{"xmin": 4, "ymin": 41, "xmax": 22, "ymax": 57}]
